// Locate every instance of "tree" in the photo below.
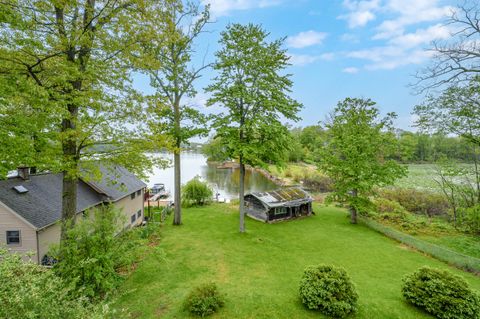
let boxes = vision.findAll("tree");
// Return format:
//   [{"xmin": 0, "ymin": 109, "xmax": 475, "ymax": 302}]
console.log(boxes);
[
  {"xmin": 206, "ymin": 23, "xmax": 301, "ymax": 232},
  {"xmin": 0, "ymin": 1, "xmax": 164, "ymax": 239},
  {"xmin": 416, "ymin": 3, "xmax": 480, "ymax": 91},
  {"xmin": 142, "ymin": 1, "xmax": 210, "ymax": 225},
  {"xmin": 415, "ymin": 79, "xmax": 480, "ymax": 204},
  {"xmin": 415, "ymin": 79, "xmax": 480, "ymax": 148},
  {"xmin": 202, "ymin": 136, "xmax": 229, "ymax": 162},
  {"xmin": 318, "ymin": 98, "xmax": 406, "ymax": 224}
]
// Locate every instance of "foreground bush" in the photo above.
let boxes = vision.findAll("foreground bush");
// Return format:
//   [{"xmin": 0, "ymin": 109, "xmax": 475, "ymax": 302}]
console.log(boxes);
[
  {"xmin": 299, "ymin": 265, "xmax": 358, "ymax": 318},
  {"xmin": 53, "ymin": 205, "xmax": 147, "ymax": 299},
  {"xmin": 402, "ymin": 267, "xmax": 480, "ymax": 319},
  {"xmin": 0, "ymin": 249, "xmax": 115, "ymax": 319},
  {"xmin": 182, "ymin": 177, "xmax": 213, "ymax": 207},
  {"xmin": 183, "ymin": 283, "xmax": 225, "ymax": 317}
]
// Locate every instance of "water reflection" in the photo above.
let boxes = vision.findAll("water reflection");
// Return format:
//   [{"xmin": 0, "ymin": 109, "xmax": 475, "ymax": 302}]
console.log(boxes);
[{"xmin": 147, "ymin": 152, "xmax": 278, "ymax": 199}]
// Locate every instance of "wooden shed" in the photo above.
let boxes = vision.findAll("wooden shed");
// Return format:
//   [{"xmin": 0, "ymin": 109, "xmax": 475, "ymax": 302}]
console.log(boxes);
[{"xmin": 244, "ymin": 187, "xmax": 313, "ymax": 223}]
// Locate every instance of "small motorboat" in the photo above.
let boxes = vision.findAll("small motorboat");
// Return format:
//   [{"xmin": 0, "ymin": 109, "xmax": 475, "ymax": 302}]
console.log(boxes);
[{"xmin": 149, "ymin": 183, "xmax": 170, "ymax": 200}]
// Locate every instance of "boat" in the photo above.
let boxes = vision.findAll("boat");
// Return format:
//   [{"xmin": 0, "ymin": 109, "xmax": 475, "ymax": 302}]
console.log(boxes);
[{"xmin": 148, "ymin": 183, "xmax": 170, "ymax": 200}]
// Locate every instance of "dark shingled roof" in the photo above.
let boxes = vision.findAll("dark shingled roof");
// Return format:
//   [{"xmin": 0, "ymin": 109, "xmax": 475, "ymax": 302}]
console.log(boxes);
[
  {"xmin": 0, "ymin": 166, "xmax": 146, "ymax": 229},
  {"xmin": 249, "ymin": 187, "xmax": 312, "ymax": 208},
  {"xmin": 0, "ymin": 174, "xmax": 103, "ymax": 229},
  {"xmin": 82, "ymin": 165, "xmax": 147, "ymax": 201}
]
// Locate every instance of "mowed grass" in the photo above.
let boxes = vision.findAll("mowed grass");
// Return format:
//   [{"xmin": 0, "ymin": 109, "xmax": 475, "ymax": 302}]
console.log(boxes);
[{"xmin": 114, "ymin": 203, "xmax": 480, "ymax": 318}]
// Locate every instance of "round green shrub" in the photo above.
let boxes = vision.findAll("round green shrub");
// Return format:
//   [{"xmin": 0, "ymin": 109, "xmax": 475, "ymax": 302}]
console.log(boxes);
[
  {"xmin": 182, "ymin": 177, "xmax": 213, "ymax": 207},
  {"xmin": 299, "ymin": 265, "xmax": 358, "ymax": 318},
  {"xmin": 183, "ymin": 283, "xmax": 225, "ymax": 317},
  {"xmin": 402, "ymin": 267, "xmax": 480, "ymax": 319}
]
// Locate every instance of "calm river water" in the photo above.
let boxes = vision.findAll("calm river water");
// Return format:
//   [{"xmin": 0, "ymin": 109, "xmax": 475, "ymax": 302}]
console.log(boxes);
[{"xmin": 146, "ymin": 152, "xmax": 278, "ymax": 199}]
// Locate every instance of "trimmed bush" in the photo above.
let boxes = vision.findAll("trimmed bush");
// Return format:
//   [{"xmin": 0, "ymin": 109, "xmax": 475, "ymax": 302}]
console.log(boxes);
[
  {"xmin": 182, "ymin": 177, "xmax": 213, "ymax": 207},
  {"xmin": 299, "ymin": 265, "xmax": 358, "ymax": 318},
  {"xmin": 402, "ymin": 267, "xmax": 480, "ymax": 319},
  {"xmin": 183, "ymin": 283, "xmax": 225, "ymax": 317}
]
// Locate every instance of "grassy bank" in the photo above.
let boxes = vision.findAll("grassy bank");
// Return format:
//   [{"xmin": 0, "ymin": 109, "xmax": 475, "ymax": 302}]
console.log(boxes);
[{"xmin": 114, "ymin": 203, "xmax": 480, "ymax": 318}]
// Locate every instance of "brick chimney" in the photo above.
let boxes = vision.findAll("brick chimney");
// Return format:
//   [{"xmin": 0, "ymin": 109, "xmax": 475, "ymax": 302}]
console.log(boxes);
[{"xmin": 17, "ymin": 166, "xmax": 30, "ymax": 180}]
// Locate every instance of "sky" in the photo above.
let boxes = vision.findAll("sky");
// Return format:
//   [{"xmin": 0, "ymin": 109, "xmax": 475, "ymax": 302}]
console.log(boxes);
[{"xmin": 133, "ymin": 0, "xmax": 458, "ymax": 131}]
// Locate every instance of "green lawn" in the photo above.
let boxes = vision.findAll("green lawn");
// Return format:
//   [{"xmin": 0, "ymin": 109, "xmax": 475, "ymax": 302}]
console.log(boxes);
[{"xmin": 114, "ymin": 203, "xmax": 480, "ymax": 318}]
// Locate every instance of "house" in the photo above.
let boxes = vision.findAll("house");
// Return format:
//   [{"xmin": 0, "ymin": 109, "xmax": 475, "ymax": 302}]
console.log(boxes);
[
  {"xmin": 244, "ymin": 187, "xmax": 313, "ymax": 222},
  {"xmin": 0, "ymin": 165, "xmax": 146, "ymax": 264}
]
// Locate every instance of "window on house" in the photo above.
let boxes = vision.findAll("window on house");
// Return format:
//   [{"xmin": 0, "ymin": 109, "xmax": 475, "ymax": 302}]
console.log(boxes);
[
  {"xmin": 137, "ymin": 190, "xmax": 141, "ymax": 196},
  {"xmin": 131, "ymin": 214, "xmax": 136, "ymax": 223},
  {"xmin": 137, "ymin": 210, "xmax": 142, "ymax": 218},
  {"xmin": 131, "ymin": 192, "xmax": 136, "ymax": 200},
  {"xmin": 275, "ymin": 207, "xmax": 287, "ymax": 215},
  {"xmin": 6, "ymin": 230, "xmax": 20, "ymax": 245}
]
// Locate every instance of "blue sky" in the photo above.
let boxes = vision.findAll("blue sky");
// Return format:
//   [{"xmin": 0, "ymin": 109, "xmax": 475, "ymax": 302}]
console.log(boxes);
[{"xmin": 134, "ymin": 0, "xmax": 457, "ymax": 131}]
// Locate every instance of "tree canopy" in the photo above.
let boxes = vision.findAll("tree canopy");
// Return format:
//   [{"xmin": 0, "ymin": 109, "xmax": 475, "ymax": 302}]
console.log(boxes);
[
  {"xmin": 318, "ymin": 98, "xmax": 406, "ymax": 223},
  {"xmin": 206, "ymin": 23, "xmax": 302, "ymax": 232}
]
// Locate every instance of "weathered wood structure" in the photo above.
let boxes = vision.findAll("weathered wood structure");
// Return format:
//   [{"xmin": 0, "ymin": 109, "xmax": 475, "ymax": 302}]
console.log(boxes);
[{"xmin": 245, "ymin": 187, "xmax": 313, "ymax": 222}]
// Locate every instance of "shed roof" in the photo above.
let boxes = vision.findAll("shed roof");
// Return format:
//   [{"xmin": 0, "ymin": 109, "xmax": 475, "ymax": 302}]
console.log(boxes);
[{"xmin": 248, "ymin": 187, "xmax": 312, "ymax": 208}]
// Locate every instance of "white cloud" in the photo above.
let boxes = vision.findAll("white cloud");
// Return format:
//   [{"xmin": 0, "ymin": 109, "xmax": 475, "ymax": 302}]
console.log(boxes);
[
  {"xmin": 289, "ymin": 53, "xmax": 334, "ymax": 66},
  {"xmin": 374, "ymin": 0, "xmax": 454, "ymax": 39},
  {"xmin": 201, "ymin": 0, "xmax": 282, "ymax": 17},
  {"xmin": 340, "ymin": 33, "xmax": 360, "ymax": 43},
  {"xmin": 389, "ymin": 24, "xmax": 451, "ymax": 49},
  {"xmin": 338, "ymin": 0, "xmax": 381, "ymax": 28},
  {"xmin": 340, "ymin": 0, "xmax": 455, "ymax": 70},
  {"xmin": 342, "ymin": 67, "xmax": 359, "ymax": 73},
  {"xmin": 347, "ymin": 46, "xmax": 435, "ymax": 70},
  {"xmin": 286, "ymin": 31, "xmax": 327, "ymax": 48}
]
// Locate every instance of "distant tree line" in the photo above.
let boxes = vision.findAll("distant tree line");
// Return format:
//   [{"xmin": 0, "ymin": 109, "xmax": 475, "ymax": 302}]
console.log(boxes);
[{"xmin": 204, "ymin": 126, "xmax": 477, "ymax": 165}]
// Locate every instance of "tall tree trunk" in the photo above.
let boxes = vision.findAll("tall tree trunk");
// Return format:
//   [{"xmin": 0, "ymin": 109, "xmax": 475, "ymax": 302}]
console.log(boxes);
[
  {"xmin": 173, "ymin": 96, "xmax": 182, "ymax": 225},
  {"xmin": 60, "ymin": 110, "xmax": 79, "ymax": 241},
  {"xmin": 61, "ymin": 172, "xmax": 78, "ymax": 240},
  {"xmin": 173, "ymin": 150, "xmax": 181, "ymax": 225},
  {"xmin": 350, "ymin": 189, "xmax": 358, "ymax": 224},
  {"xmin": 239, "ymin": 156, "xmax": 245, "ymax": 233}
]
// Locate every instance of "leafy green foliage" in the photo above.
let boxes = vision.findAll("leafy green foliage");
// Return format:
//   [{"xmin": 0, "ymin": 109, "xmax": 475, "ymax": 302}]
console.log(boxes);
[
  {"xmin": 182, "ymin": 177, "xmax": 213, "ymax": 207},
  {"xmin": 52, "ymin": 205, "xmax": 144, "ymax": 299},
  {"xmin": 373, "ymin": 197, "xmax": 407, "ymax": 215},
  {"xmin": 415, "ymin": 78, "xmax": 480, "ymax": 148},
  {"xmin": 202, "ymin": 137, "xmax": 230, "ymax": 162},
  {"xmin": 0, "ymin": 248, "xmax": 117, "ymax": 319},
  {"xmin": 0, "ymin": 0, "xmax": 165, "ymax": 242},
  {"xmin": 318, "ymin": 98, "xmax": 407, "ymax": 223},
  {"xmin": 378, "ymin": 188, "xmax": 449, "ymax": 217},
  {"xmin": 206, "ymin": 23, "xmax": 301, "ymax": 168},
  {"xmin": 458, "ymin": 205, "xmax": 480, "ymax": 234},
  {"xmin": 299, "ymin": 264, "xmax": 358, "ymax": 318},
  {"xmin": 402, "ymin": 267, "xmax": 480, "ymax": 319},
  {"xmin": 183, "ymin": 283, "xmax": 225, "ymax": 317}
]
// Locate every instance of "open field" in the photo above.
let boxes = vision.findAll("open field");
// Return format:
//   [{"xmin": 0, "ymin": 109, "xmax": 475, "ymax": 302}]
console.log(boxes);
[
  {"xmin": 394, "ymin": 164, "xmax": 477, "ymax": 191},
  {"xmin": 114, "ymin": 203, "xmax": 480, "ymax": 318}
]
